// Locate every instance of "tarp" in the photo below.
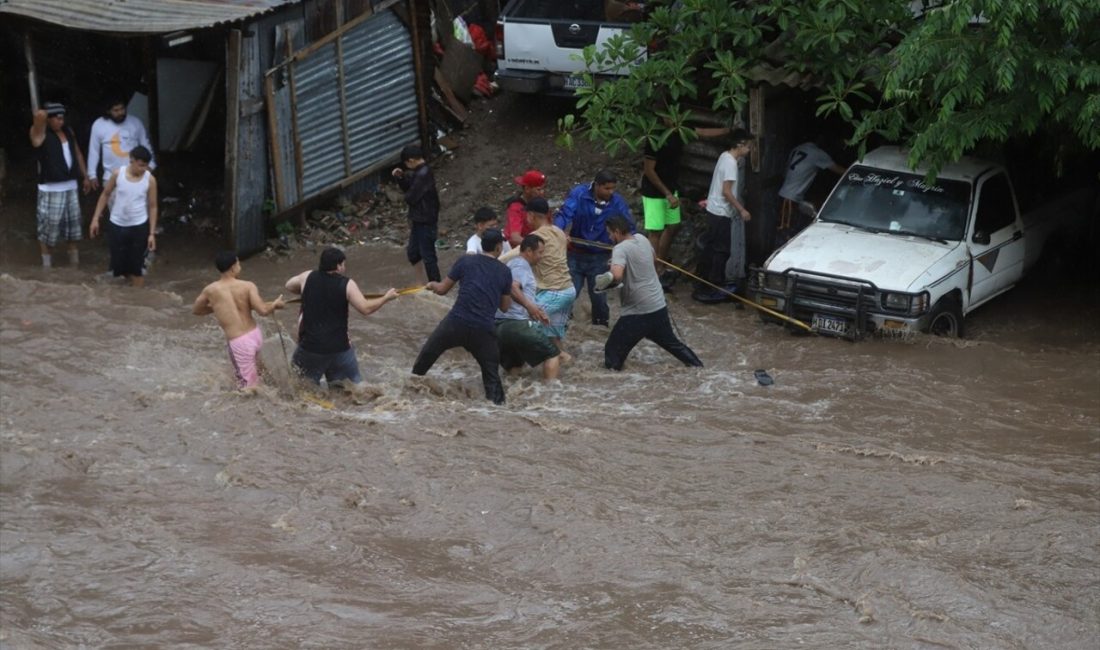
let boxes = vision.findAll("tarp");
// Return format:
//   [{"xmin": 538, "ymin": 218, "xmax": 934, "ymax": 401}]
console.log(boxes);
[{"xmin": 0, "ymin": 0, "xmax": 297, "ymax": 34}]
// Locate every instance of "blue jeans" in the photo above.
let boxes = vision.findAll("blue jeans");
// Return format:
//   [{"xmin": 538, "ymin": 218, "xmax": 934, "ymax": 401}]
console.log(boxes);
[
  {"xmin": 568, "ymin": 250, "xmax": 611, "ymax": 325},
  {"xmin": 292, "ymin": 346, "xmax": 362, "ymax": 384}
]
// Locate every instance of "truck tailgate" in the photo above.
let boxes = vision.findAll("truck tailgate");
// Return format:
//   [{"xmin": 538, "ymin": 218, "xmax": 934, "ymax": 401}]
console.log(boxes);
[{"xmin": 503, "ymin": 20, "xmax": 629, "ymax": 73}]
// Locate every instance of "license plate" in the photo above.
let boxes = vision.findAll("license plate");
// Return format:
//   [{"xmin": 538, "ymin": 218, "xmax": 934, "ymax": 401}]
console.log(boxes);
[
  {"xmin": 812, "ymin": 314, "xmax": 850, "ymax": 335},
  {"xmin": 563, "ymin": 75, "xmax": 589, "ymax": 89}
]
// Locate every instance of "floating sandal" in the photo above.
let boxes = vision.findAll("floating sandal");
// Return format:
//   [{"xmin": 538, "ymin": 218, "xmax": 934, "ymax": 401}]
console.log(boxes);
[{"xmin": 754, "ymin": 369, "xmax": 774, "ymax": 386}]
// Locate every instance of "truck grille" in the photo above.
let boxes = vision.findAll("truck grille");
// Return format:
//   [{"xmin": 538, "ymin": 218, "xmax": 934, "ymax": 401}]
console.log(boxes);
[
  {"xmin": 783, "ymin": 269, "xmax": 879, "ymax": 338},
  {"xmin": 791, "ymin": 275, "xmax": 876, "ymax": 315}
]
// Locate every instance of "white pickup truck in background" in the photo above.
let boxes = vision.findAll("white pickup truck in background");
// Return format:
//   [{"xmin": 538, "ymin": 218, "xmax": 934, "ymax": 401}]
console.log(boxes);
[
  {"xmin": 494, "ymin": 0, "xmax": 643, "ymax": 94},
  {"xmin": 748, "ymin": 146, "xmax": 1095, "ymax": 338}
]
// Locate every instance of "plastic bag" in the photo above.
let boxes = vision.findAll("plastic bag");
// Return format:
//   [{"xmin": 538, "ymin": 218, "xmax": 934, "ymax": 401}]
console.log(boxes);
[{"xmin": 453, "ymin": 17, "xmax": 473, "ymax": 45}]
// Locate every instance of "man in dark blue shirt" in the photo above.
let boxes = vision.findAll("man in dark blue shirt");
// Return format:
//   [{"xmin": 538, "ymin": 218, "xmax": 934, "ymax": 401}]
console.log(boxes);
[
  {"xmin": 412, "ymin": 229, "xmax": 514, "ymax": 404},
  {"xmin": 553, "ymin": 170, "xmax": 635, "ymax": 326}
]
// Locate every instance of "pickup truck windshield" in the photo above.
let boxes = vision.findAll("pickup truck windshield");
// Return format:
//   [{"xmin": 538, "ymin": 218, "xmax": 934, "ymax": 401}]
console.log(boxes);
[{"xmin": 818, "ymin": 166, "xmax": 971, "ymax": 242}]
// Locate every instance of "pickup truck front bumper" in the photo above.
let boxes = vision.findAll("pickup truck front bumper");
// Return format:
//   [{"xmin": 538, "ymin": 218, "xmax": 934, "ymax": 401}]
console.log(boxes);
[{"xmin": 748, "ymin": 267, "xmax": 932, "ymax": 339}]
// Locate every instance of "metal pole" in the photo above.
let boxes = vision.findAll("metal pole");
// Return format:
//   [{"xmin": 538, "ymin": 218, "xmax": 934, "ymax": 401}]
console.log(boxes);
[{"xmin": 24, "ymin": 34, "xmax": 39, "ymax": 112}]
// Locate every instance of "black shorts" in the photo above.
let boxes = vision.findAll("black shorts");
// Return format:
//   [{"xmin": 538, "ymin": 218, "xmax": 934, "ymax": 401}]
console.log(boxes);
[{"xmin": 109, "ymin": 221, "xmax": 149, "ymax": 277}]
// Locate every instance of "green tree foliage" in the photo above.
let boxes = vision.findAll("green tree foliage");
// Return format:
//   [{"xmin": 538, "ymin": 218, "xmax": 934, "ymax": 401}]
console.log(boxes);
[{"xmin": 574, "ymin": 0, "xmax": 1099, "ymax": 174}]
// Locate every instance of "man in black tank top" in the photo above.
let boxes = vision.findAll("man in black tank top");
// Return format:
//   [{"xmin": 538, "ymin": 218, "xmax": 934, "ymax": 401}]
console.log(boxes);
[
  {"xmin": 285, "ymin": 248, "xmax": 398, "ymax": 390},
  {"xmin": 28, "ymin": 103, "xmax": 91, "ymax": 268}
]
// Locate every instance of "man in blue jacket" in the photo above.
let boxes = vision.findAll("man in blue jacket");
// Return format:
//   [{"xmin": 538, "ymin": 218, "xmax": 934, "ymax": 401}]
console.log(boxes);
[{"xmin": 553, "ymin": 170, "xmax": 635, "ymax": 326}]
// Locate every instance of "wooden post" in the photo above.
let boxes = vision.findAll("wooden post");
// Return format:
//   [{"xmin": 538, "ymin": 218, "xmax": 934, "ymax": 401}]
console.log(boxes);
[
  {"xmin": 264, "ymin": 73, "xmax": 287, "ymax": 212},
  {"xmin": 144, "ymin": 37, "xmax": 160, "ymax": 151},
  {"xmin": 335, "ymin": 35, "xmax": 353, "ymax": 176},
  {"xmin": 225, "ymin": 29, "xmax": 242, "ymax": 249},
  {"xmin": 749, "ymin": 85, "xmax": 763, "ymax": 173},
  {"xmin": 407, "ymin": 0, "xmax": 432, "ymax": 154},
  {"xmin": 285, "ymin": 37, "xmax": 305, "ymax": 204}
]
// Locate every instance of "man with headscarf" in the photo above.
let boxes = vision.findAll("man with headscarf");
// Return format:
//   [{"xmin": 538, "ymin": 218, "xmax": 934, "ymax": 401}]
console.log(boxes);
[{"xmin": 28, "ymin": 102, "xmax": 91, "ymax": 268}]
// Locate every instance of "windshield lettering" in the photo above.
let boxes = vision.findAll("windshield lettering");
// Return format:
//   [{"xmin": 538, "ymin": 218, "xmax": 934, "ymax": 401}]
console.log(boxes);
[
  {"xmin": 821, "ymin": 166, "xmax": 971, "ymax": 241},
  {"xmin": 848, "ymin": 171, "xmax": 948, "ymax": 194}
]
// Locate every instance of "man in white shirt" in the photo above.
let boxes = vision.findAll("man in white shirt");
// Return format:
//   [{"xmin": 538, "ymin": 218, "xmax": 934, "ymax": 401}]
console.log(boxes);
[
  {"xmin": 693, "ymin": 129, "xmax": 753, "ymax": 303},
  {"xmin": 86, "ymin": 97, "xmax": 156, "ymax": 189},
  {"xmin": 466, "ymin": 206, "xmax": 512, "ymax": 255},
  {"xmin": 777, "ymin": 138, "xmax": 845, "ymax": 234}
]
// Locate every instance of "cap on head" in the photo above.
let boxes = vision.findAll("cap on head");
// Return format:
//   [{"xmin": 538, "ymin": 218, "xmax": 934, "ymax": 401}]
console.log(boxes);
[
  {"xmin": 319, "ymin": 247, "xmax": 346, "ymax": 272},
  {"xmin": 44, "ymin": 102, "xmax": 66, "ymax": 117},
  {"xmin": 215, "ymin": 251, "xmax": 238, "ymax": 272},
  {"xmin": 515, "ymin": 170, "xmax": 546, "ymax": 188},
  {"xmin": 400, "ymin": 144, "xmax": 423, "ymax": 162},
  {"xmin": 480, "ymin": 228, "xmax": 504, "ymax": 252},
  {"xmin": 526, "ymin": 197, "xmax": 550, "ymax": 215},
  {"xmin": 473, "ymin": 206, "xmax": 497, "ymax": 224}
]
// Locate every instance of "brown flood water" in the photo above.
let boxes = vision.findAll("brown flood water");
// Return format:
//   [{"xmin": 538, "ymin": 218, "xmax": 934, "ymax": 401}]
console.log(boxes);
[{"xmin": 1, "ymin": 232, "xmax": 1098, "ymax": 648}]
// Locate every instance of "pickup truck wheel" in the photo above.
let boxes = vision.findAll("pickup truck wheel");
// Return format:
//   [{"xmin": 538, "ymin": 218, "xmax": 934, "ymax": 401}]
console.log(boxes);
[{"xmin": 926, "ymin": 297, "xmax": 965, "ymax": 338}]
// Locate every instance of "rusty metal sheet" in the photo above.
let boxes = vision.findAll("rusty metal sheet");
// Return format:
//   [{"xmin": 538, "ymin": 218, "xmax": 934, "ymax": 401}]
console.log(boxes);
[
  {"xmin": 273, "ymin": 8, "xmax": 419, "ymax": 209},
  {"xmin": 0, "ymin": 0, "xmax": 297, "ymax": 34}
]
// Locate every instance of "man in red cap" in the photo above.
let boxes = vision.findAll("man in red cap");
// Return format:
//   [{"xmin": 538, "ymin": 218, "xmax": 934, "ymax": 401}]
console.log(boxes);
[{"xmin": 504, "ymin": 170, "xmax": 546, "ymax": 249}]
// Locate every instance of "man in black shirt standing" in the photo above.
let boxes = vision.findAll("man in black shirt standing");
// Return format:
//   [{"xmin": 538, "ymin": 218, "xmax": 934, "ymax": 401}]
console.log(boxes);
[
  {"xmin": 639, "ymin": 124, "xmax": 729, "ymax": 289},
  {"xmin": 285, "ymin": 248, "xmax": 398, "ymax": 391},
  {"xmin": 392, "ymin": 145, "xmax": 441, "ymax": 283},
  {"xmin": 28, "ymin": 103, "xmax": 92, "ymax": 268}
]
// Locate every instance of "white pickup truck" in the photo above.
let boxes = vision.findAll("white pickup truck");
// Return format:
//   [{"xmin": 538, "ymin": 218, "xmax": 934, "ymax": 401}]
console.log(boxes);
[
  {"xmin": 494, "ymin": 0, "xmax": 642, "ymax": 94},
  {"xmin": 748, "ymin": 146, "xmax": 1093, "ymax": 338}
]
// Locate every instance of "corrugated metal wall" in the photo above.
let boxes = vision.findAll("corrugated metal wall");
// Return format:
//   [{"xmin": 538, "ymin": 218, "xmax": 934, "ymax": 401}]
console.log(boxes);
[{"xmin": 266, "ymin": 8, "xmax": 419, "ymax": 211}]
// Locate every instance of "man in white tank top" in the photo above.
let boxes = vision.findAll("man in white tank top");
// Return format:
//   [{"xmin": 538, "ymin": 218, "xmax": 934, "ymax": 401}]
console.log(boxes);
[{"xmin": 90, "ymin": 146, "xmax": 158, "ymax": 287}]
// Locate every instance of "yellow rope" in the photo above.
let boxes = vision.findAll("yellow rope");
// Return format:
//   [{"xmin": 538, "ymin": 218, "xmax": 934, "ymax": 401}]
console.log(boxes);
[
  {"xmin": 286, "ymin": 284, "xmax": 426, "ymax": 303},
  {"xmin": 568, "ymin": 236, "xmax": 813, "ymax": 333}
]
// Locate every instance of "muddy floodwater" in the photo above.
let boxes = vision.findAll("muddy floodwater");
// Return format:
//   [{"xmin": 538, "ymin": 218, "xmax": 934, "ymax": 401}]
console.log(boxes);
[{"xmin": 1, "ymin": 239, "xmax": 1098, "ymax": 649}]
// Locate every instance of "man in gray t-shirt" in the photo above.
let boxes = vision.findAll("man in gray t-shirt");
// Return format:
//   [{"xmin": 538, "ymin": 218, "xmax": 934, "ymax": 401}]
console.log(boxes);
[
  {"xmin": 598, "ymin": 216, "xmax": 703, "ymax": 371},
  {"xmin": 612, "ymin": 232, "xmax": 666, "ymax": 317},
  {"xmin": 777, "ymin": 139, "xmax": 845, "ymax": 231}
]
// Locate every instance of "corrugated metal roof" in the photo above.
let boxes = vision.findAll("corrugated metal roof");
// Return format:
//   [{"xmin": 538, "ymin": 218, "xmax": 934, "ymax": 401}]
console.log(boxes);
[{"xmin": 0, "ymin": 0, "xmax": 298, "ymax": 34}]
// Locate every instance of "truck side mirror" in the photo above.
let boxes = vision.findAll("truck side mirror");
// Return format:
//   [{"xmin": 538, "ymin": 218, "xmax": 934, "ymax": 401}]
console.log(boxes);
[{"xmin": 972, "ymin": 230, "xmax": 990, "ymax": 245}]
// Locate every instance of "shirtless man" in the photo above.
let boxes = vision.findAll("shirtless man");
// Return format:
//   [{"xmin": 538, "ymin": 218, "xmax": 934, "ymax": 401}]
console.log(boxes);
[{"xmin": 192, "ymin": 251, "xmax": 285, "ymax": 389}]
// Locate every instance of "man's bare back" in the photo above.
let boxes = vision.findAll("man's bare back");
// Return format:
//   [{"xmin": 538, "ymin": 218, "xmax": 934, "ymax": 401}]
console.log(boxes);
[{"xmin": 194, "ymin": 278, "xmax": 281, "ymax": 340}]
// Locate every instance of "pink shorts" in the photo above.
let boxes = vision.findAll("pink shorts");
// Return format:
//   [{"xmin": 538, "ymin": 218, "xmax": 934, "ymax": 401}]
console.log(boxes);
[{"xmin": 226, "ymin": 326, "xmax": 264, "ymax": 388}]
